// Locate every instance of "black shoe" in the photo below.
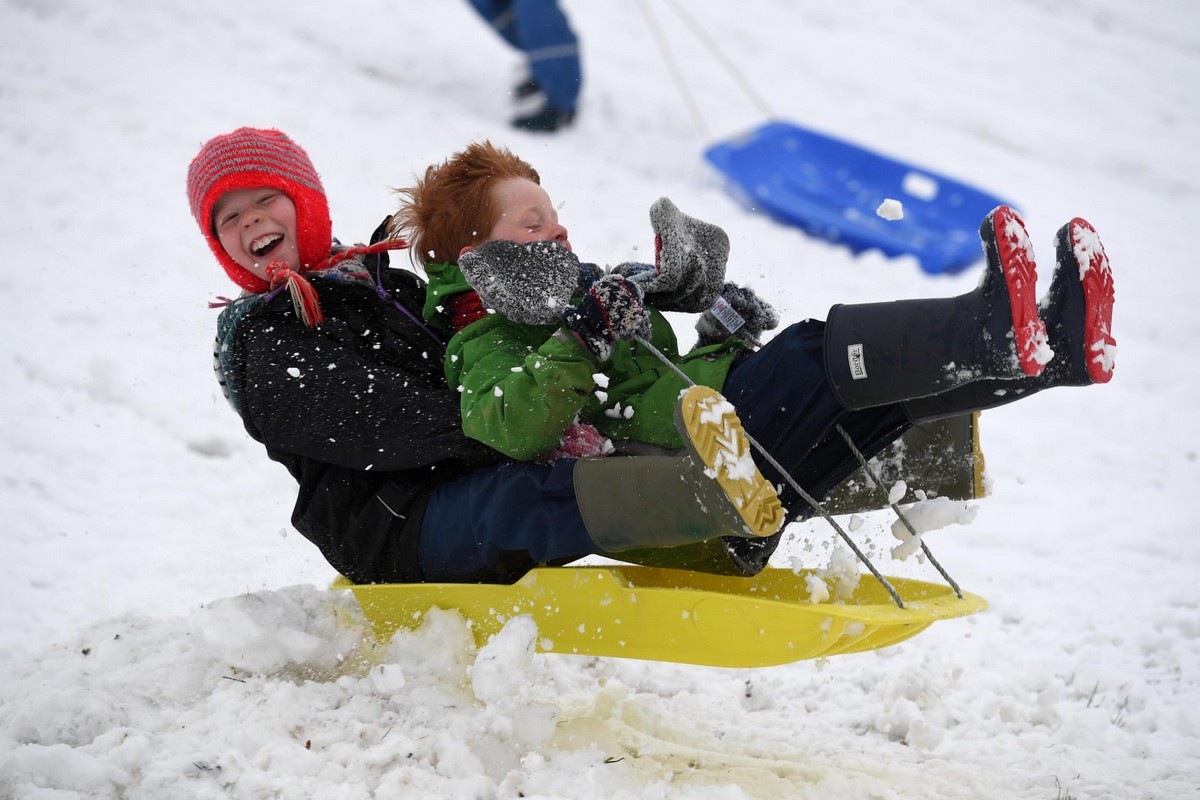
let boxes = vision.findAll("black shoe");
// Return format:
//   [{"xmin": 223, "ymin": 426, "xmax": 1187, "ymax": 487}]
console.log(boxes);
[
  {"xmin": 512, "ymin": 77, "xmax": 542, "ymax": 100},
  {"xmin": 512, "ymin": 103, "xmax": 576, "ymax": 133}
]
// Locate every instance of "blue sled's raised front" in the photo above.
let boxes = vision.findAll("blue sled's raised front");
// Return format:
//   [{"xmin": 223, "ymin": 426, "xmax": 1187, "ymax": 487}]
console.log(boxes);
[{"xmin": 705, "ymin": 120, "xmax": 1016, "ymax": 276}]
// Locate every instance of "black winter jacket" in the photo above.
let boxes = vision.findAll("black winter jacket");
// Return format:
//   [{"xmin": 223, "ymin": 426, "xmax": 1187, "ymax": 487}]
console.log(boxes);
[{"xmin": 214, "ymin": 238, "xmax": 507, "ymax": 584}]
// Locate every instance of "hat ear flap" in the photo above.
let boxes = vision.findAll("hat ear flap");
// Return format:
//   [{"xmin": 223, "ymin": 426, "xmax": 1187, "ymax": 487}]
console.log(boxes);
[
  {"xmin": 188, "ymin": 127, "xmax": 331, "ymax": 291},
  {"xmin": 290, "ymin": 188, "xmax": 333, "ymax": 273}
]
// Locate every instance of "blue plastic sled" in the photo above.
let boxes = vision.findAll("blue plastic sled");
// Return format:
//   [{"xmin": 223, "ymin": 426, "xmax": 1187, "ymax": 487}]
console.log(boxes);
[{"xmin": 704, "ymin": 121, "xmax": 1015, "ymax": 275}]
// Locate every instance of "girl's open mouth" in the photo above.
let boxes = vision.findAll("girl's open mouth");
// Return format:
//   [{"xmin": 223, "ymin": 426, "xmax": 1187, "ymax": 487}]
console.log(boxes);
[{"xmin": 250, "ymin": 233, "xmax": 283, "ymax": 258}]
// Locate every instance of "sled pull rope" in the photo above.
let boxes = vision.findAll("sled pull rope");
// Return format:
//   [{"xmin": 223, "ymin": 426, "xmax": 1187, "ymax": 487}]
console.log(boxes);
[
  {"xmin": 634, "ymin": 336, "xmax": 906, "ymax": 608},
  {"xmin": 635, "ymin": 0, "xmax": 777, "ymax": 143},
  {"xmin": 834, "ymin": 424, "xmax": 964, "ymax": 599},
  {"xmin": 661, "ymin": 0, "xmax": 777, "ymax": 120},
  {"xmin": 634, "ymin": 0, "xmax": 711, "ymax": 141}
]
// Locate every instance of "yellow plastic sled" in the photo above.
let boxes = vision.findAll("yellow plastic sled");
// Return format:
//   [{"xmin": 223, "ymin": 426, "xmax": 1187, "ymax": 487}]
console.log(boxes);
[{"xmin": 334, "ymin": 565, "xmax": 986, "ymax": 668}]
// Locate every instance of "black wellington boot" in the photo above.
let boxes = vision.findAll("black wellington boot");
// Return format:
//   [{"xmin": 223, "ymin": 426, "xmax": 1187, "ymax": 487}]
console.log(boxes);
[
  {"xmin": 904, "ymin": 216, "xmax": 1117, "ymax": 422},
  {"xmin": 824, "ymin": 205, "xmax": 1049, "ymax": 411}
]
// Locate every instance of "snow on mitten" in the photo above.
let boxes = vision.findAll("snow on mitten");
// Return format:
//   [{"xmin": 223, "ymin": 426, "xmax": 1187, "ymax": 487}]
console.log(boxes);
[
  {"xmin": 563, "ymin": 274, "xmax": 651, "ymax": 361},
  {"xmin": 695, "ymin": 282, "xmax": 781, "ymax": 348},
  {"xmin": 458, "ymin": 239, "xmax": 580, "ymax": 325},
  {"xmin": 647, "ymin": 197, "xmax": 730, "ymax": 312}
]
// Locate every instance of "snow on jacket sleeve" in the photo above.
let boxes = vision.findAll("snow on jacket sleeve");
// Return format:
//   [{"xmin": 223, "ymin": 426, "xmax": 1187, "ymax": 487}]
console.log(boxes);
[{"xmin": 445, "ymin": 314, "xmax": 600, "ymax": 461}]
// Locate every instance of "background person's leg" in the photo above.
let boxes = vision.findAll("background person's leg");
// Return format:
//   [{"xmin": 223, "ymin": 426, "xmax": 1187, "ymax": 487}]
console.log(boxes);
[{"xmin": 510, "ymin": 0, "xmax": 581, "ymax": 129}]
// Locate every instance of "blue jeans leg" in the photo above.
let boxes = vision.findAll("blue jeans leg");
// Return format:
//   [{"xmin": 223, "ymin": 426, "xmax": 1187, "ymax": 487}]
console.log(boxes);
[
  {"xmin": 466, "ymin": 0, "xmax": 521, "ymax": 47},
  {"xmin": 467, "ymin": 0, "xmax": 581, "ymax": 110},
  {"xmin": 721, "ymin": 320, "xmax": 911, "ymax": 522},
  {"xmin": 418, "ymin": 458, "xmax": 594, "ymax": 582},
  {"xmin": 512, "ymin": 0, "xmax": 581, "ymax": 110}
]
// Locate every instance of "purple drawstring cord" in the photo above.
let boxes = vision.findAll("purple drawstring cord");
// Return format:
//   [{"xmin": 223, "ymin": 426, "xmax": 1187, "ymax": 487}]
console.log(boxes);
[
  {"xmin": 238, "ymin": 255, "xmax": 446, "ymax": 349},
  {"xmin": 372, "ymin": 260, "xmax": 447, "ymax": 348}
]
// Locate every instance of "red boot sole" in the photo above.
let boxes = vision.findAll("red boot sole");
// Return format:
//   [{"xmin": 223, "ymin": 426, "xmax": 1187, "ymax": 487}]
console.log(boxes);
[
  {"xmin": 991, "ymin": 206, "xmax": 1049, "ymax": 377},
  {"xmin": 1067, "ymin": 218, "xmax": 1117, "ymax": 383}
]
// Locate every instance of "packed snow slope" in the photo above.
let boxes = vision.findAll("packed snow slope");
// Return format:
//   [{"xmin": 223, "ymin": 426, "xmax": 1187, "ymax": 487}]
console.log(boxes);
[{"xmin": 2, "ymin": 0, "xmax": 1198, "ymax": 797}]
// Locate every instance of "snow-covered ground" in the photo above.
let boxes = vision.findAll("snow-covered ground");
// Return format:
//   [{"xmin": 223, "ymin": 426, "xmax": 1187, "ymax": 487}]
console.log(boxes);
[{"xmin": 2, "ymin": 0, "xmax": 1198, "ymax": 797}]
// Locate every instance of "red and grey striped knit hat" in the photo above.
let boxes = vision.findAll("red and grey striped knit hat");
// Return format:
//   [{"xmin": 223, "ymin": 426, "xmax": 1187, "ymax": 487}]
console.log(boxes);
[{"xmin": 187, "ymin": 127, "xmax": 332, "ymax": 293}]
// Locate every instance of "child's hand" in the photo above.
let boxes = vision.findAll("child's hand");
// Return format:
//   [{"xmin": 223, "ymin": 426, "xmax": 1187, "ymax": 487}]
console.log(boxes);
[
  {"xmin": 576, "ymin": 262, "xmax": 603, "ymax": 295},
  {"xmin": 695, "ymin": 282, "xmax": 780, "ymax": 348},
  {"xmin": 563, "ymin": 274, "xmax": 651, "ymax": 361},
  {"xmin": 612, "ymin": 198, "xmax": 730, "ymax": 313},
  {"xmin": 610, "ymin": 261, "xmax": 655, "ymax": 288},
  {"xmin": 459, "ymin": 239, "xmax": 580, "ymax": 325}
]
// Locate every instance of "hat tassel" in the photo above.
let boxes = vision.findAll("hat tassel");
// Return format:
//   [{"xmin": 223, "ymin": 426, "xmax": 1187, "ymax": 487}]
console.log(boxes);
[
  {"xmin": 266, "ymin": 262, "xmax": 324, "ymax": 327},
  {"xmin": 243, "ymin": 241, "xmax": 409, "ymax": 328}
]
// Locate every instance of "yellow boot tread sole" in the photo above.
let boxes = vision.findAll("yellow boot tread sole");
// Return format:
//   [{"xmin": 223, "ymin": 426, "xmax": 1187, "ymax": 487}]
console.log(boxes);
[{"xmin": 677, "ymin": 385, "xmax": 785, "ymax": 538}]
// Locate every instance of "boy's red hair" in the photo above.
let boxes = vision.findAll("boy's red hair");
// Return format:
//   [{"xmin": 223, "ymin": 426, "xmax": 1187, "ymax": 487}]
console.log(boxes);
[{"xmin": 392, "ymin": 141, "xmax": 540, "ymax": 266}]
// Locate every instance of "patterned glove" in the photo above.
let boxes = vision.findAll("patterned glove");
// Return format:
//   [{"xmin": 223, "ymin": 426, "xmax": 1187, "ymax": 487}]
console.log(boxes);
[
  {"xmin": 563, "ymin": 274, "xmax": 651, "ymax": 361},
  {"xmin": 695, "ymin": 282, "xmax": 780, "ymax": 348},
  {"xmin": 613, "ymin": 198, "xmax": 729, "ymax": 312},
  {"xmin": 458, "ymin": 239, "xmax": 580, "ymax": 325},
  {"xmin": 576, "ymin": 262, "xmax": 603, "ymax": 295}
]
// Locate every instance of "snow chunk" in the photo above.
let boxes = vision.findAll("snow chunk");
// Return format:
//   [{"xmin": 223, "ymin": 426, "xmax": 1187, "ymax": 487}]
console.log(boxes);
[
  {"xmin": 368, "ymin": 662, "xmax": 407, "ymax": 694},
  {"xmin": 189, "ymin": 587, "xmax": 357, "ymax": 675},
  {"xmin": 805, "ymin": 572, "xmax": 831, "ymax": 603},
  {"xmin": 890, "ymin": 497, "xmax": 978, "ymax": 560},
  {"xmin": 876, "ymin": 198, "xmax": 904, "ymax": 220},
  {"xmin": 470, "ymin": 616, "xmax": 538, "ymax": 705}
]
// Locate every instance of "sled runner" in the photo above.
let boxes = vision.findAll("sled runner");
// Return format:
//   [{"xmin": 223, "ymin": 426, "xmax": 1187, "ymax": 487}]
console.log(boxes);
[
  {"xmin": 705, "ymin": 121, "xmax": 1015, "ymax": 276},
  {"xmin": 335, "ymin": 565, "xmax": 985, "ymax": 668}
]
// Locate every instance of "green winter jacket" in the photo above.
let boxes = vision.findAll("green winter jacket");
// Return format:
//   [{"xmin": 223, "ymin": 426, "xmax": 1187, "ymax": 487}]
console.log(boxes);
[{"xmin": 424, "ymin": 262, "xmax": 748, "ymax": 461}]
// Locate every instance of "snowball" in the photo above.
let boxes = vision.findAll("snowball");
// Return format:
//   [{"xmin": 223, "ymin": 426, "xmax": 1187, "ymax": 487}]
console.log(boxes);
[{"xmin": 876, "ymin": 198, "xmax": 904, "ymax": 220}]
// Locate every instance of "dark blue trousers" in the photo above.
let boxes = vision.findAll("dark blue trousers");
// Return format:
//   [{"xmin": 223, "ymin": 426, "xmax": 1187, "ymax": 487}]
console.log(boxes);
[
  {"xmin": 419, "ymin": 321, "xmax": 910, "ymax": 581},
  {"xmin": 467, "ymin": 0, "xmax": 582, "ymax": 111}
]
